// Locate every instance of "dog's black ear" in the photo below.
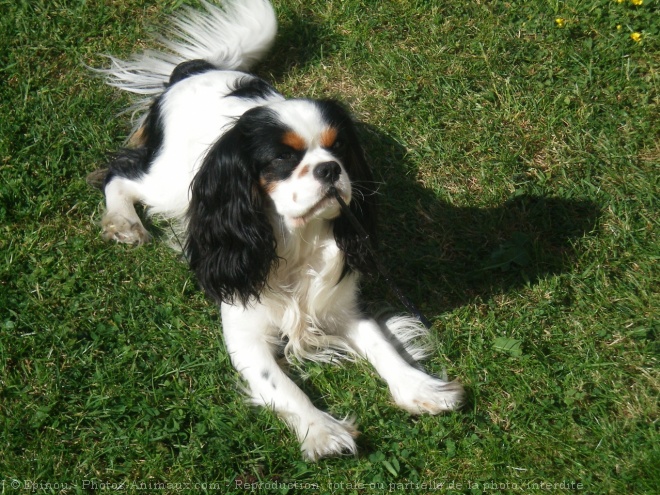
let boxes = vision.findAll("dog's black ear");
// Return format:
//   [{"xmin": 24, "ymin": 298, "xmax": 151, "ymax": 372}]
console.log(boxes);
[
  {"xmin": 322, "ymin": 101, "xmax": 378, "ymax": 276},
  {"xmin": 186, "ymin": 125, "xmax": 278, "ymax": 306}
]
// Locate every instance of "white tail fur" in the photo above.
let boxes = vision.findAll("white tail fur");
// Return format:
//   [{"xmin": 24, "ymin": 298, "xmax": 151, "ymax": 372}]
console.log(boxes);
[{"xmin": 99, "ymin": 0, "xmax": 277, "ymax": 97}]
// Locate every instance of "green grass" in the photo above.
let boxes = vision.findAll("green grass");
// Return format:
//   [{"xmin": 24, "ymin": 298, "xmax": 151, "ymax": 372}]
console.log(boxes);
[{"xmin": 1, "ymin": 0, "xmax": 658, "ymax": 493}]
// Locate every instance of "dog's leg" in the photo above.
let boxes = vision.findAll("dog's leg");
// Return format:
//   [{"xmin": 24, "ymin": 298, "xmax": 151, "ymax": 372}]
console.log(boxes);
[
  {"xmin": 102, "ymin": 176, "xmax": 150, "ymax": 245},
  {"xmin": 222, "ymin": 304, "xmax": 358, "ymax": 461},
  {"xmin": 347, "ymin": 318, "xmax": 464, "ymax": 414}
]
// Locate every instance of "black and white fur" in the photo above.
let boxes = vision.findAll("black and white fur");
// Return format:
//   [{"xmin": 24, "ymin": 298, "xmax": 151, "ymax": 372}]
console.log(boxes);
[{"xmin": 97, "ymin": 0, "xmax": 463, "ymax": 461}]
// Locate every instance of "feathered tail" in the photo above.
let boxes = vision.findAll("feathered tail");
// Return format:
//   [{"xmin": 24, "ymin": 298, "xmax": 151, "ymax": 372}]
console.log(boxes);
[{"xmin": 99, "ymin": 0, "xmax": 277, "ymax": 98}]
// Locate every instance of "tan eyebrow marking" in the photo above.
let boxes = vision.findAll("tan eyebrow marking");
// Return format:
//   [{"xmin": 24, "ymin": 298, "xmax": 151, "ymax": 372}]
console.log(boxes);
[
  {"xmin": 321, "ymin": 127, "xmax": 338, "ymax": 148},
  {"xmin": 282, "ymin": 131, "xmax": 306, "ymax": 151}
]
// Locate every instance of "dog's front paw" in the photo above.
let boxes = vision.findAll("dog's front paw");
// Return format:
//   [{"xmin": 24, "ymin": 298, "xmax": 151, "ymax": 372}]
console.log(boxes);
[
  {"xmin": 101, "ymin": 214, "xmax": 150, "ymax": 245},
  {"xmin": 391, "ymin": 370, "xmax": 464, "ymax": 415},
  {"xmin": 299, "ymin": 413, "xmax": 358, "ymax": 462}
]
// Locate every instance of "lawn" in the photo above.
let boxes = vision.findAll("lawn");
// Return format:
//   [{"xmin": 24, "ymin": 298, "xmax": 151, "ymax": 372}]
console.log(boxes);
[{"xmin": 1, "ymin": 0, "xmax": 658, "ymax": 493}]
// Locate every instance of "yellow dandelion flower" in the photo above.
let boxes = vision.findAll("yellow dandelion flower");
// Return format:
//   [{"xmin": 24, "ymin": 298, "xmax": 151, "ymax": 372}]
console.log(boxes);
[
  {"xmin": 617, "ymin": 25, "xmax": 622, "ymax": 30},
  {"xmin": 616, "ymin": 0, "xmax": 625, "ymax": 3},
  {"xmin": 631, "ymin": 0, "xmax": 643, "ymax": 6},
  {"xmin": 630, "ymin": 32, "xmax": 642, "ymax": 42},
  {"xmin": 555, "ymin": 18, "xmax": 565, "ymax": 28}
]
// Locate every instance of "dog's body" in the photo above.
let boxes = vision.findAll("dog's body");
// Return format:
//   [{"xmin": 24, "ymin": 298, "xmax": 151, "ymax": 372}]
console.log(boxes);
[{"xmin": 98, "ymin": 0, "xmax": 463, "ymax": 460}]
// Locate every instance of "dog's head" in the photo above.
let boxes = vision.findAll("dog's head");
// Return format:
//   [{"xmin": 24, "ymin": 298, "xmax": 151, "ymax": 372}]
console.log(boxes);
[{"xmin": 186, "ymin": 98, "xmax": 377, "ymax": 306}]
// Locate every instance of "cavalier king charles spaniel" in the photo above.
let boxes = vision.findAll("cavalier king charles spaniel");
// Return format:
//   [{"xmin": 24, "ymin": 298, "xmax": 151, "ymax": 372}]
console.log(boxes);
[{"xmin": 96, "ymin": 0, "xmax": 463, "ymax": 460}]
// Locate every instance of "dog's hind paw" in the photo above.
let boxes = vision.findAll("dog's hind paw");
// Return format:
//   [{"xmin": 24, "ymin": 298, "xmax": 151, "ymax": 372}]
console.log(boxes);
[{"xmin": 101, "ymin": 214, "xmax": 150, "ymax": 245}]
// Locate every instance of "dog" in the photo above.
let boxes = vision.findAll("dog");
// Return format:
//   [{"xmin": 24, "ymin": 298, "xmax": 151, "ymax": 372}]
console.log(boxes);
[{"xmin": 94, "ymin": 0, "xmax": 463, "ymax": 460}]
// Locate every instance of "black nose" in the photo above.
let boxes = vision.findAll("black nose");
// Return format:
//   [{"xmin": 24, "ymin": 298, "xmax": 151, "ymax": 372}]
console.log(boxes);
[{"xmin": 313, "ymin": 161, "xmax": 341, "ymax": 184}]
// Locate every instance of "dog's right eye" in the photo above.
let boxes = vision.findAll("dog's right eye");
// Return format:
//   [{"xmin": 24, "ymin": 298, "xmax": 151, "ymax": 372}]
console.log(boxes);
[{"xmin": 275, "ymin": 152, "xmax": 295, "ymax": 161}]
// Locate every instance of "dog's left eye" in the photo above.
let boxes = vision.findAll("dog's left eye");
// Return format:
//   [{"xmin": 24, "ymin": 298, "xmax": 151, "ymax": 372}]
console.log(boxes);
[{"xmin": 330, "ymin": 138, "xmax": 344, "ymax": 151}]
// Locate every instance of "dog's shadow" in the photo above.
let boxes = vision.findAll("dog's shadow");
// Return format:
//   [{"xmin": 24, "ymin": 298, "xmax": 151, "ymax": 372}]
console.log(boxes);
[{"xmin": 357, "ymin": 124, "xmax": 600, "ymax": 317}]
